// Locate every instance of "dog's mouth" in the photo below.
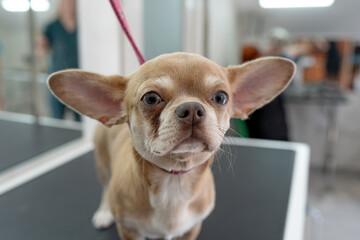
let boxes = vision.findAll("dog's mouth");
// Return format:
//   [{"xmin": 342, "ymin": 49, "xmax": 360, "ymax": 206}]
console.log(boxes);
[
  {"xmin": 149, "ymin": 127, "xmax": 220, "ymax": 156},
  {"xmin": 146, "ymin": 131, "xmax": 218, "ymax": 172},
  {"xmin": 170, "ymin": 135, "xmax": 209, "ymax": 154}
]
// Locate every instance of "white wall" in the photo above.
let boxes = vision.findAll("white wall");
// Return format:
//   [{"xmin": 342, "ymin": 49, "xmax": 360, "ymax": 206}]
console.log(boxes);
[
  {"xmin": 78, "ymin": 0, "xmax": 122, "ymax": 75},
  {"xmin": 207, "ymin": 0, "xmax": 239, "ymax": 66},
  {"xmin": 183, "ymin": 0, "xmax": 239, "ymax": 66},
  {"xmin": 182, "ymin": 0, "xmax": 205, "ymax": 55}
]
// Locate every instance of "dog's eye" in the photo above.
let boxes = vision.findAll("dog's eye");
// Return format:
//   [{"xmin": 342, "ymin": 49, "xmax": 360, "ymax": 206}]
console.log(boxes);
[
  {"xmin": 142, "ymin": 92, "xmax": 163, "ymax": 106},
  {"xmin": 212, "ymin": 91, "xmax": 228, "ymax": 105}
]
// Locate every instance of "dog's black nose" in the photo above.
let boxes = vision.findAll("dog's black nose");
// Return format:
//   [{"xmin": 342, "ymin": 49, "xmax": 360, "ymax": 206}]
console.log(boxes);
[{"xmin": 175, "ymin": 102, "xmax": 206, "ymax": 125}]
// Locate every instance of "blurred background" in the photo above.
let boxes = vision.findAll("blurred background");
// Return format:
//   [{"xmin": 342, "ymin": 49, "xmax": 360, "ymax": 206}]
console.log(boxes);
[{"xmin": 0, "ymin": 0, "xmax": 359, "ymax": 239}]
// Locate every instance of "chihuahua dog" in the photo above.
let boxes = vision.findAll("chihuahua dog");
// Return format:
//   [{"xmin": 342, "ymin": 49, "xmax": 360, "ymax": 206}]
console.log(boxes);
[{"xmin": 48, "ymin": 53, "xmax": 295, "ymax": 240}]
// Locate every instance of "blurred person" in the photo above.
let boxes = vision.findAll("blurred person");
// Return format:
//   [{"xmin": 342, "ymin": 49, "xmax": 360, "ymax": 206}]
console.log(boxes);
[
  {"xmin": 242, "ymin": 44, "xmax": 261, "ymax": 62},
  {"xmin": 295, "ymin": 37, "xmax": 329, "ymax": 83},
  {"xmin": 285, "ymin": 38, "xmax": 321, "ymax": 85},
  {"xmin": 353, "ymin": 66, "xmax": 360, "ymax": 91},
  {"xmin": 326, "ymin": 41, "xmax": 341, "ymax": 81},
  {"xmin": 37, "ymin": 0, "xmax": 80, "ymax": 121}
]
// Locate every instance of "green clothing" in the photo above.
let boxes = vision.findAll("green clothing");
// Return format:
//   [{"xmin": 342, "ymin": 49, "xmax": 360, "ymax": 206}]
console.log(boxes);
[
  {"xmin": 44, "ymin": 20, "xmax": 80, "ymax": 121},
  {"xmin": 44, "ymin": 20, "xmax": 78, "ymax": 72}
]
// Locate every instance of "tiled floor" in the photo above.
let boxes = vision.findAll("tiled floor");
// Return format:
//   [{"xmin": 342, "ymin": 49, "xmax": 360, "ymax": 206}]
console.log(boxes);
[{"xmin": 304, "ymin": 169, "xmax": 360, "ymax": 240}]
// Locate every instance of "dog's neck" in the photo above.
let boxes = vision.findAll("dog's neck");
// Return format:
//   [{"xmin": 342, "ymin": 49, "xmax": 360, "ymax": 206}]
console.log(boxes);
[{"xmin": 131, "ymin": 148, "xmax": 214, "ymax": 191}]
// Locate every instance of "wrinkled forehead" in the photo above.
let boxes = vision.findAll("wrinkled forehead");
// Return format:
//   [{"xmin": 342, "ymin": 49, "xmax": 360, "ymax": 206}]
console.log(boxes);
[{"xmin": 127, "ymin": 54, "xmax": 229, "ymax": 95}]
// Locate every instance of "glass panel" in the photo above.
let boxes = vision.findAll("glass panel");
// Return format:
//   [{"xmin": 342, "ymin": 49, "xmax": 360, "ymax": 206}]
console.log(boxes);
[{"xmin": 0, "ymin": 0, "xmax": 82, "ymax": 172}]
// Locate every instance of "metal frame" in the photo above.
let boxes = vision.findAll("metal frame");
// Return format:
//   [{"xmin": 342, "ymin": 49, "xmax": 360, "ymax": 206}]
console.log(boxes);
[{"xmin": 0, "ymin": 110, "xmax": 82, "ymax": 130}]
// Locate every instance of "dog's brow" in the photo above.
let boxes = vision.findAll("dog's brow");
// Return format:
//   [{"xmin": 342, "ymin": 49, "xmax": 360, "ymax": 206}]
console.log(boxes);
[
  {"xmin": 205, "ymin": 75, "xmax": 223, "ymax": 86},
  {"xmin": 137, "ymin": 76, "xmax": 174, "ymax": 96},
  {"xmin": 153, "ymin": 76, "xmax": 174, "ymax": 89}
]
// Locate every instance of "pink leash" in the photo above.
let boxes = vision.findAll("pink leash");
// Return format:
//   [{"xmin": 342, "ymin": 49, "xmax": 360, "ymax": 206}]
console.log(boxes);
[{"xmin": 109, "ymin": 0, "xmax": 146, "ymax": 65}]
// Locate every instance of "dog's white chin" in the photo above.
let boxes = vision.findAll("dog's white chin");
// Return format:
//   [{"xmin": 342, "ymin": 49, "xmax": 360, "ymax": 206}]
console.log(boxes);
[{"xmin": 171, "ymin": 141, "xmax": 206, "ymax": 154}]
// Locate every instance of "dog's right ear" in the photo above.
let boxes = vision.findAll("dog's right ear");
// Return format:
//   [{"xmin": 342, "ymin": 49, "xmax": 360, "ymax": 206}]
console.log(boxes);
[
  {"xmin": 47, "ymin": 70, "xmax": 127, "ymax": 127},
  {"xmin": 227, "ymin": 57, "xmax": 295, "ymax": 120}
]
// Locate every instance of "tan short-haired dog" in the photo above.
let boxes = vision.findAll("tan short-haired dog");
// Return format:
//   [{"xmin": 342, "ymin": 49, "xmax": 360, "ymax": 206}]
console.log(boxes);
[{"xmin": 48, "ymin": 53, "xmax": 295, "ymax": 240}]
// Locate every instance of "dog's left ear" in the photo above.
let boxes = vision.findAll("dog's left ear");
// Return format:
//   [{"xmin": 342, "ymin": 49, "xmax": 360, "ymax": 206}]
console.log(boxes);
[
  {"xmin": 48, "ymin": 70, "xmax": 127, "ymax": 127},
  {"xmin": 227, "ymin": 57, "xmax": 296, "ymax": 119}
]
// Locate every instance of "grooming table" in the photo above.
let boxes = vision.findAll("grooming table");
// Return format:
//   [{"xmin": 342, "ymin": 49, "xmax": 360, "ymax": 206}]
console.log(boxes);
[
  {"xmin": 0, "ymin": 139, "xmax": 308, "ymax": 240},
  {"xmin": 0, "ymin": 117, "xmax": 81, "ymax": 172}
]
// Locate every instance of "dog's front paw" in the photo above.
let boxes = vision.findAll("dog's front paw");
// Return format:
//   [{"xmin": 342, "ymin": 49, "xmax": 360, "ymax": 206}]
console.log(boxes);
[{"xmin": 92, "ymin": 209, "xmax": 115, "ymax": 229}]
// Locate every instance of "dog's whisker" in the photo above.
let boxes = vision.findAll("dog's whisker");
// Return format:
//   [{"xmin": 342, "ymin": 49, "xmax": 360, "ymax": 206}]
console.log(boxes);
[{"xmin": 227, "ymin": 127, "xmax": 245, "ymax": 138}]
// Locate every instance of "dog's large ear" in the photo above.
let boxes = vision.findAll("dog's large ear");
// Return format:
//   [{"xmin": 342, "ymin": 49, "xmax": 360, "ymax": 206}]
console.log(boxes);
[
  {"xmin": 47, "ymin": 70, "xmax": 127, "ymax": 127},
  {"xmin": 227, "ymin": 57, "xmax": 296, "ymax": 120}
]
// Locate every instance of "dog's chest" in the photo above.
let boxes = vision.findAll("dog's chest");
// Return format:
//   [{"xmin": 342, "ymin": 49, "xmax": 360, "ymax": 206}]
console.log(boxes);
[{"xmin": 126, "ymin": 176, "xmax": 212, "ymax": 239}]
